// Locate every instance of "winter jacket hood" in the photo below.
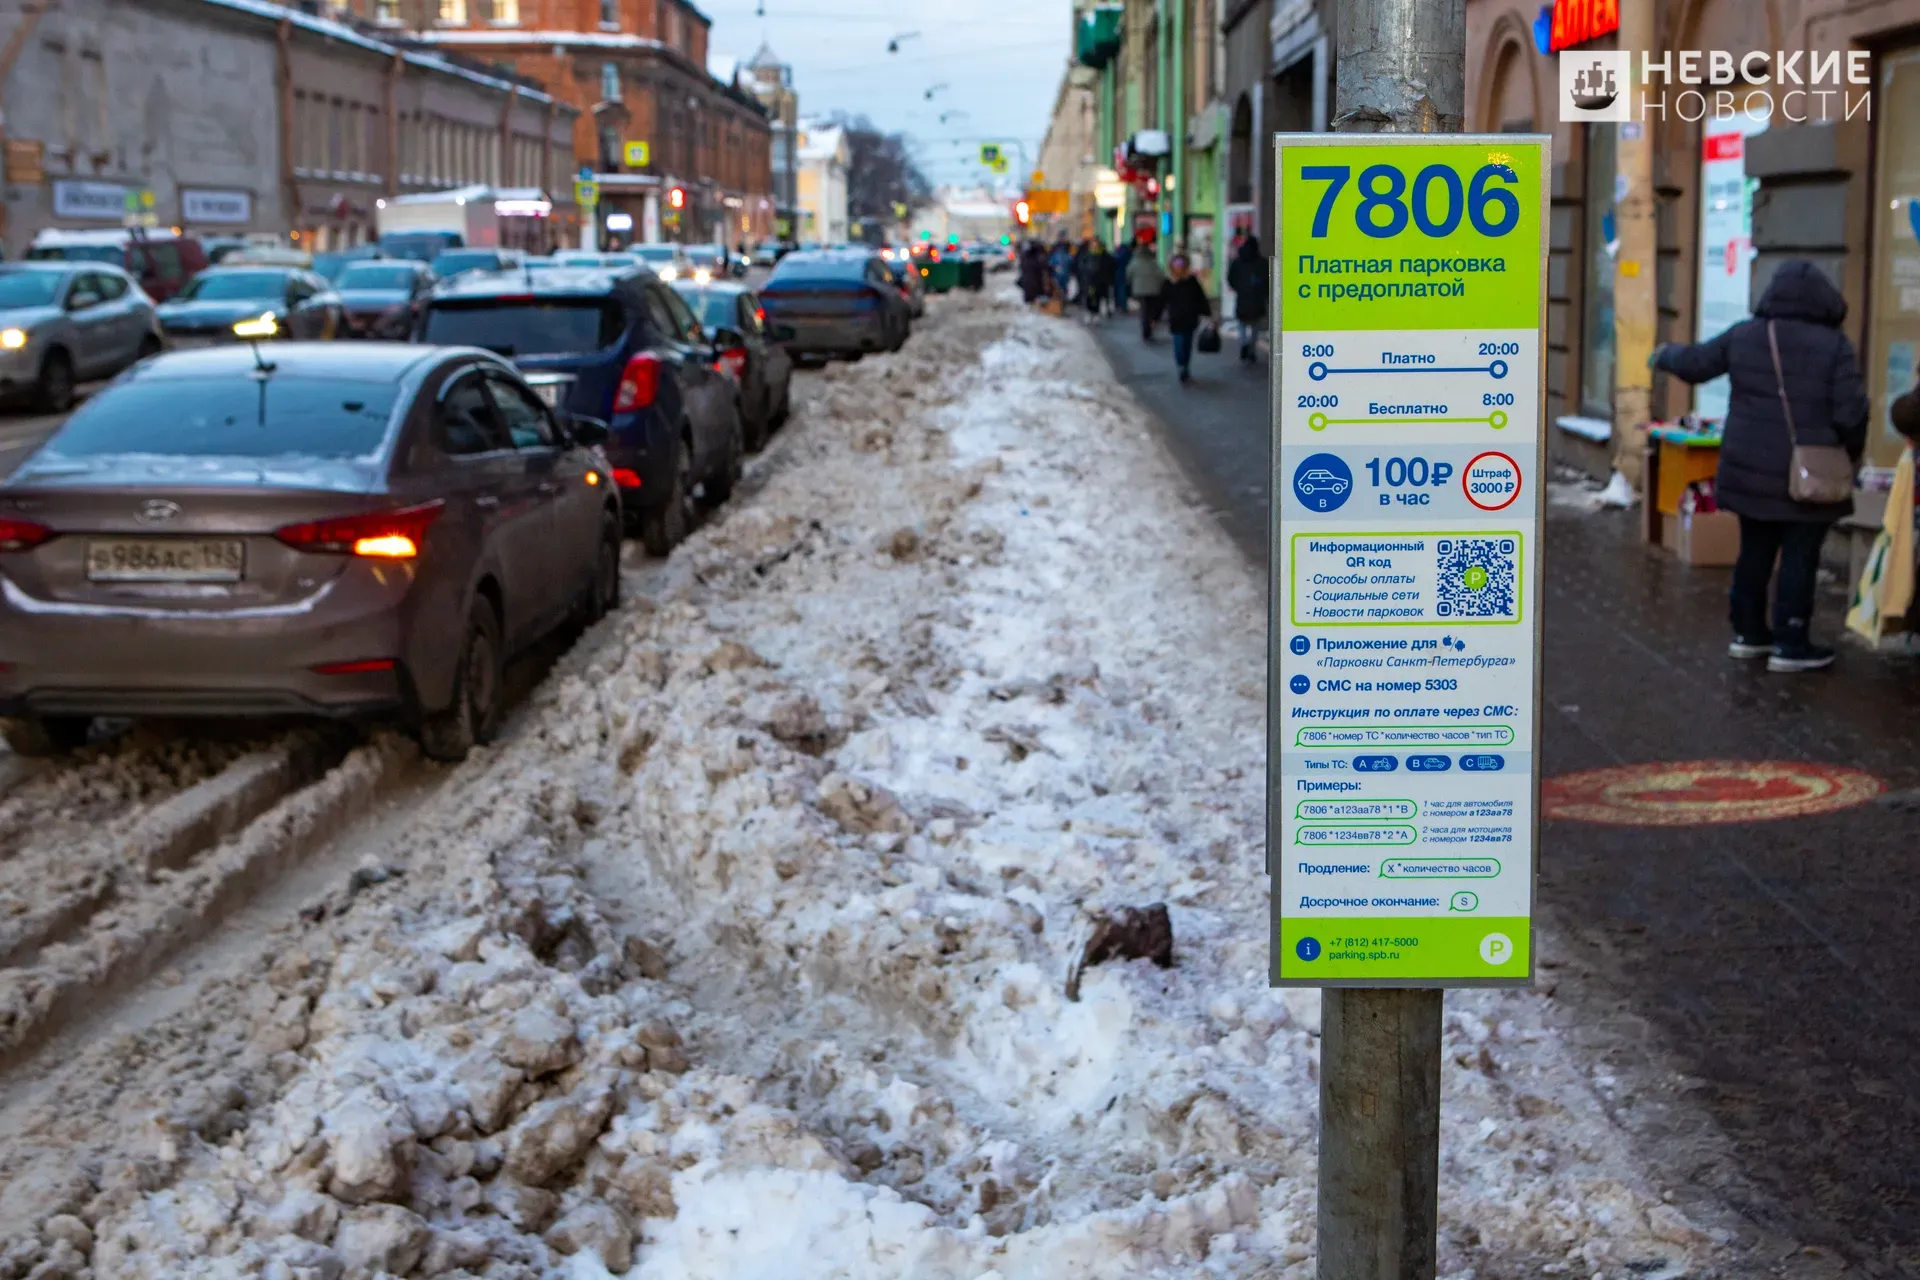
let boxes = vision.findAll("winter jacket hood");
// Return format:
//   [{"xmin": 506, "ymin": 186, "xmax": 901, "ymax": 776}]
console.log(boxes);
[{"xmin": 1753, "ymin": 260, "xmax": 1847, "ymax": 327}]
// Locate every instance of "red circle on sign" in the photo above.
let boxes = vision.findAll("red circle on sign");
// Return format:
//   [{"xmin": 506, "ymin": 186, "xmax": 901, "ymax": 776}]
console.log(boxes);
[
  {"xmin": 1542, "ymin": 760, "xmax": 1883, "ymax": 826},
  {"xmin": 1463, "ymin": 451, "xmax": 1522, "ymax": 511}
]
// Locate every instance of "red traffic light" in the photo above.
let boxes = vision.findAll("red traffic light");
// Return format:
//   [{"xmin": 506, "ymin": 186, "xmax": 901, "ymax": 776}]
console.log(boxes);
[
  {"xmin": 668, "ymin": 187, "xmax": 686, "ymax": 210},
  {"xmin": 1014, "ymin": 199, "xmax": 1030, "ymax": 225}
]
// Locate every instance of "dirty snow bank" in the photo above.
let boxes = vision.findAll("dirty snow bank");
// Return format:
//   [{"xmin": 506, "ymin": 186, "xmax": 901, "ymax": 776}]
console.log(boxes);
[{"xmin": 0, "ymin": 294, "xmax": 1724, "ymax": 1279}]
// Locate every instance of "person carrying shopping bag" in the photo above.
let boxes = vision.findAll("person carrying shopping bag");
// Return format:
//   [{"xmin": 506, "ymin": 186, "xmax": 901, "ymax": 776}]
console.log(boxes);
[{"xmin": 1653, "ymin": 259, "xmax": 1869, "ymax": 672}]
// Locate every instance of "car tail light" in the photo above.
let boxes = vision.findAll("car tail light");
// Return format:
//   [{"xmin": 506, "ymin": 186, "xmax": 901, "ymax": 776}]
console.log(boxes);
[
  {"xmin": 613, "ymin": 352, "xmax": 661, "ymax": 413},
  {"xmin": 0, "ymin": 519, "xmax": 51, "ymax": 552},
  {"xmin": 754, "ymin": 306, "xmax": 766, "ymax": 324},
  {"xmin": 312, "ymin": 658, "xmax": 397, "ymax": 675},
  {"xmin": 611, "ymin": 468, "xmax": 642, "ymax": 489},
  {"xmin": 713, "ymin": 347, "xmax": 748, "ymax": 381},
  {"xmin": 275, "ymin": 501, "xmax": 444, "ymax": 559}
]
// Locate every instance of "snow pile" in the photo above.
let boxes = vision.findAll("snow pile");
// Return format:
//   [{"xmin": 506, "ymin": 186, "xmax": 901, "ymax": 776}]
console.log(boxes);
[{"xmin": 0, "ymin": 295, "xmax": 1726, "ymax": 1279}]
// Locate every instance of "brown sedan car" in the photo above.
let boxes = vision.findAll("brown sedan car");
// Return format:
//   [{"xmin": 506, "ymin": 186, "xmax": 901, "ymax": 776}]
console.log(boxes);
[{"xmin": 0, "ymin": 343, "xmax": 621, "ymax": 760}]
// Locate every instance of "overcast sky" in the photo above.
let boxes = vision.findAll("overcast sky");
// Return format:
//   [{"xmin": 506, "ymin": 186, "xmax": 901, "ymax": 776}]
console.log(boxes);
[{"xmin": 701, "ymin": 0, "xmax": 1073, "ymax": 191}]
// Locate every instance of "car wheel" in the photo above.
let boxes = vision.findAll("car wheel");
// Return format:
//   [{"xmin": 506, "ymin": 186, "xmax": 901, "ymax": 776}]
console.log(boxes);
[
  {"xmin": 639, "ymin": 433, "xmax": 694, "ymax": 556},
  {"xmin": 582, "ymin": 512, "xmax": 622, "ymax": 624},
  {"xmin": 34, "ymin": 351, "xmax": 74, "ymax": 414},
  {"xmin": 1, "ymin": 715, "xmax": 91, "ymax": 757},
  {"xmin": 417, "ymin": 598, "xmax": 504, "ymax": 763},
  {"xmin": 136, "ymin": 334, "xmax": 162, "ymax": 361}
]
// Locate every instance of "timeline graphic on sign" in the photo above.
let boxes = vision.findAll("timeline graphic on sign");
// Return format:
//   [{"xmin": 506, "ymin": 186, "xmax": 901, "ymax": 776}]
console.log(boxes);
[{"xmin": 1269, "ymin": 134, "xmax": 1550, "ymax": 987}]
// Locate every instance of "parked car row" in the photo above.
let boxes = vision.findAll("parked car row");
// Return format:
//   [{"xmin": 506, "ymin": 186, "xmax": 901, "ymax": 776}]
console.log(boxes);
[{"xmin": 0, "ymin": 243, "xmax": 931, "ymax": 764}]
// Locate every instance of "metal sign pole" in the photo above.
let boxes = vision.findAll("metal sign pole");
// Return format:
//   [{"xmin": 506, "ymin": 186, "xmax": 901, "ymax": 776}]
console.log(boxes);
[{"xmin": 1266, "ymin": 1, "xmax": 1547, "ymax": 1277}]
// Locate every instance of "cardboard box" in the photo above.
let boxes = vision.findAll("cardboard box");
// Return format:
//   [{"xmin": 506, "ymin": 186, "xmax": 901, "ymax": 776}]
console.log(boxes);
[{"xmin": 1662, "ymin": 509, "xmax": 1741, "ymax": 566}]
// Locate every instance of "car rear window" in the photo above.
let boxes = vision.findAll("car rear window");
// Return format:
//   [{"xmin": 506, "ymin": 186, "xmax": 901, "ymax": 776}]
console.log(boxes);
[
  {"xmin": 674, "ymin": 288, "xmax": 738, "ymax": 332},
  {"xmin": 35, "ymin": 377, "xmax": 400, "ymax": 461},
  {"xmin": 26, "ymin": 244, "xmax": 123, "ymax": 265},
  {"xmin": 768, "ymin": 257, "xmax": 865, "ymax": 284},
  {"xmin": 434, "ymin": 250, "xmax": 503, "ymax": 276},
  {"xmin": 421, "ymin": 299, "xmax": 624, "ymax": 356},
  {"xmin": 178, "ymin": 270, "xmax": 288, "ymax": 301},
  {"xmin": 336, "ymin": 264, "xmax": 420, "ymax": 290}
]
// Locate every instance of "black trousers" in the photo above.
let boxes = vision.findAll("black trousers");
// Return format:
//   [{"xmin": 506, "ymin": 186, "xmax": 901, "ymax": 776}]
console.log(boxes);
[{"xmin": 1731, "ymin": 515, "xmax": 1831, "ymax": 638}]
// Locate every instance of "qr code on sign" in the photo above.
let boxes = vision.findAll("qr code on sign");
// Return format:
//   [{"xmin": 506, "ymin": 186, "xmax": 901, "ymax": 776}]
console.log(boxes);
[{"xmin": 1434, "ymin": 537, "xmax": 1519, "ymax": 619}]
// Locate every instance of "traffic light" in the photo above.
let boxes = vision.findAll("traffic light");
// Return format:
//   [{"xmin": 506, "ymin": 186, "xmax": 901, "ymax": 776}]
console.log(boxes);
[
  {"xmin": 668, "ymin": 187, "xmax": 686, "ymax": 210},
  {"xmin": 1014, "ymin": 199, "xmax": 1030, "ymax": 225}
]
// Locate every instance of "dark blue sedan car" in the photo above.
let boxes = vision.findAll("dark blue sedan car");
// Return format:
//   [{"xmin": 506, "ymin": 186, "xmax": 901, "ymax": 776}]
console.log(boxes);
[{"xmin": 416, "ymin": 267, "xmax": 742, "ymax": 553}]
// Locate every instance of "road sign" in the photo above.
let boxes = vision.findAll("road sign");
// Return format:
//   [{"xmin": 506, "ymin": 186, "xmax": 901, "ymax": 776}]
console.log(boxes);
[
  {"xmin": 991, "ymin": 156, "xmax": 1009, "ymax": 174},
  {"xmin": 1269, "ymin": 133, "xmax": 1550, "ymax": 988},
  {"xmin": 578, "ymin": 164, "xmax": 593, "ymax": 180},
  {"xmin": 1024, "ymin": 188, "xmax": 1070, "ymax": 215},
  {"xmin": 1031, "ymin": 169, "xmax": 1045, "ymax": 184},
  {"xmin": 623, "ymin": 139, "xmax": 650, "ymax": 167},
  {"xmin": 980, "ymin": 143, "xmax": 1001, "ymax": 164},
  {"xmin": 573, "ymin": 178, "xmax": 599, "ymax": 207}
]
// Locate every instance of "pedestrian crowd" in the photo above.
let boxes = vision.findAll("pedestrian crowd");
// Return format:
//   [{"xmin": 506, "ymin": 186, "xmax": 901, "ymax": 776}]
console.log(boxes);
[{"xmin": 1016, "ymin": 228, "xmax": 1271, "ymax": 385}]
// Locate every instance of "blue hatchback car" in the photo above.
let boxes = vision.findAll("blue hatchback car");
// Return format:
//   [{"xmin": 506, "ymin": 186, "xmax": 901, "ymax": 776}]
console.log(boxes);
[{"xmin": 416, "ymin": 267, "xmax": 742, "ymax": 553}]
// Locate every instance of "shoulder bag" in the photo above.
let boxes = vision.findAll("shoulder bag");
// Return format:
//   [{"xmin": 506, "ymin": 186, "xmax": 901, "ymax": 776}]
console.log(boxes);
[{"xmin": 1769, "ymin": 319, "xmax": 1855, "ymax": 505}]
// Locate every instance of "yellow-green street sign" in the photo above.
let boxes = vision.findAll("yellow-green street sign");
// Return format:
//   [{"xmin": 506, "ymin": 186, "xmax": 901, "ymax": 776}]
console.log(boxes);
[
  {"xmin": 991, "ymin": 156, "xmax": 1009, "ymax": 174},
  {"xmin": 980, "ymin": 143, "xmax": 1001, "ymax": 165},
  {"xmin": 623, "ymin": 140, "xmax": 650, "ymax": 167},
  {"xmin": 573, "ymin": 178, "xmax": 599, "ymax": 207},
  {"xmin": 1270, "ymin": 133, "xmax": 1550, "ymax": 989}
]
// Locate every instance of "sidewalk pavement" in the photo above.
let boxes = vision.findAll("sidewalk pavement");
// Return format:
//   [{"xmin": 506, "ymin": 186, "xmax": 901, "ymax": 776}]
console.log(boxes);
[
  {"xmin": 1085, "ymin": 310, "xmax": 1272, "ymax": 562},
  {"xmin": 1085, "ymin": 296, "xmax": 1920, "ymax": 1272}
]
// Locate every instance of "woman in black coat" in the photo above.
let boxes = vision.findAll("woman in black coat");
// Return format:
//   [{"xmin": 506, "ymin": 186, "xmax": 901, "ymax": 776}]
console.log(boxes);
[
  {"xmin": 1225, "ymin": 236, "xmax": 1270, "ymax": 362},
  {"xmin": 1654, "ymin": 260, "xmax": 1869, "ymax": 672}
]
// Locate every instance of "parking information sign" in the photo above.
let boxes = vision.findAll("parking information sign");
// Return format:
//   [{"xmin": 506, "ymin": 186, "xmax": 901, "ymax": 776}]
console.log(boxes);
[{"xmin": 1269, "ymin": 134, "xmax": 1549, "ymax": 987}]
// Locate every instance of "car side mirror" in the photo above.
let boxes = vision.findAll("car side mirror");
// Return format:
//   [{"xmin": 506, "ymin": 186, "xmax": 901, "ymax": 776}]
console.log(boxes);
[{"xmin": 568, "ymin": 415, "xmax": 610, "ymax": 448}]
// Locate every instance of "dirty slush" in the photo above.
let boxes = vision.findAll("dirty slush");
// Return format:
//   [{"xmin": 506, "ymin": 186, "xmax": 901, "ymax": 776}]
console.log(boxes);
[{"xmin": 0, "ymin": 294, "xmax": 1715, "ymax": 1278}]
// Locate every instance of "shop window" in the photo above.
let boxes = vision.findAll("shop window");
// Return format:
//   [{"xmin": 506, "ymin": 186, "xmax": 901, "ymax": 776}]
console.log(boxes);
[
  {"xmin": 1867, "ymin": 46, "xmax": 1920, "ymax": 467},
  {"xmin": 492, "ymin": 0, "xmax": 519, "ymax": 21},
  {"xmin": 438, "ymin": 0, "xmax": 466, "ymax": 23},
  {"xmin": 1693, "ymin": 116, "xmax": 1765, "ymax": 422},
  {"xmin": 1580, "ymin": 122, "xmax": 1616, "ymax": 420}
]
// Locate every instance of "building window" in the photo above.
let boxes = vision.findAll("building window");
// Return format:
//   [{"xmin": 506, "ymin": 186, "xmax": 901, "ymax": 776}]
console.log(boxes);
[
  {"xmin": 492, "ymin": 0, "xmax": 519, "ymax": 21},
  {"xmin": 371, "ymin": 0, "xmax": 400, "ymax": 21},
  {"xmin": 601, "ymin": 61, "xmax": 621, "ymax": 102},
  {"xmin": 600, "ymin": 0, "xmax": 619, "ymax": 28},
  {"xmin": 439, "ymin": 0, "xmax": 466, "ymax": 22},
  {"xmin": 1579, "ymin": 123, "xmax": 1617, "ymax": 421}
]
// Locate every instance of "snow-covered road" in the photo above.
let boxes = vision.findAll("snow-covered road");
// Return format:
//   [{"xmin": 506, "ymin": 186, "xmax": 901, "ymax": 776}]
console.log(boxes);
[{"xmin": 0, "ymin": 294, "xmax": 1724, "ymax": 1279}]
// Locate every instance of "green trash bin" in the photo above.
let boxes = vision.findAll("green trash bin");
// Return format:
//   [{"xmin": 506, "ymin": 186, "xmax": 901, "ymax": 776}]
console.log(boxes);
[
  {"xmin": 923, "ymin": 259, "xmax": 960, "ymax": 293},
  {"xmin": 960, "ymin": 260, "xmax": 985, "ymax": 291}
]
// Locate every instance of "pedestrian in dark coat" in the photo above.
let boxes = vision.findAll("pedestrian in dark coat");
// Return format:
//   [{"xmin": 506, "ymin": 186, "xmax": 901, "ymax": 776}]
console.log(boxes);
[
  {"xmin": 1226, "ymin": 236, "xmax": 1270, "ymax": 362},
  {"xmin": 1078, "ymin": 240, "xmax": 1114, "ymax": 317},
  {"xmin": 1112, "ymin": 240, "xmax": 1133, "ymax": 313},
  {"xmin": 1654, "ymin": 259, "xmax": 1870, "ymax": 671},
  {"xmin": 1051, "ymin": 240, "xmax": 1075, "ymax": 300},
  {"xmin": 1161, "ymin": 255, "xmax": 1214, "ymax": 383},
  {"xmin": 1018, "ymin": 241, "xmax": 1046, "ymax": 303}
]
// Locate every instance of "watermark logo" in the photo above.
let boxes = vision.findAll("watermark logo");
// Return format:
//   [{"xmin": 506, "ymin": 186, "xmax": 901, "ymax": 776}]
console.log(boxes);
[
  {"xmin": 1558, "ymin": 49, "xmax": 1873, "ymax": 124},
  {"xmin": 1560, "ymin": 51, "xmax": 1631, "ymax": 122}
]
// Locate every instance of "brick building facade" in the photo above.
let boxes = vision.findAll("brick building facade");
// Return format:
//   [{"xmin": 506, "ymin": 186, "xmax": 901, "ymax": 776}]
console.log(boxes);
[
  {"xmin": 0, "ymin": 0, "xmax": 579, "ymax": 255},
  {"xmin": 400, "ymin": 0, "xmax": 774, "ymax": 246}
]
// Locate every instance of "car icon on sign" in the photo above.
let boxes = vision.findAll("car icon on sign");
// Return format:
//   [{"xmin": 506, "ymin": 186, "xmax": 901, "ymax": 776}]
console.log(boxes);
[{"xmin": 1297, "ymin": 468, "xmax": 1349, "ymax": 496}]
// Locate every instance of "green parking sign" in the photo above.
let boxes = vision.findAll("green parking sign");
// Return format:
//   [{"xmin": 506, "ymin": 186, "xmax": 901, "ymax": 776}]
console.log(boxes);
[{"xmin": 1269, "ymin": 134, "xmax": 1550, "ymax": 989}]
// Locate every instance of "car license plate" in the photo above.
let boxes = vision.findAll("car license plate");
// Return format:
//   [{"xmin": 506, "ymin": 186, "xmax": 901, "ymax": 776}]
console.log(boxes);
[{"xmin": 86, "ymin": 539, "xmax": 245, "ymax": 582}]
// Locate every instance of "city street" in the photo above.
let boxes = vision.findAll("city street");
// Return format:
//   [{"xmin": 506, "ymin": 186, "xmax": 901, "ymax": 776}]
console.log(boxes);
[
  {"xmin": 1094, "ymin": 311, "xmax": 1920, "ymax": 1277},
  {"xmin": 0, "ymin": 292, "xmax": 1734, "ymax": 1279}
]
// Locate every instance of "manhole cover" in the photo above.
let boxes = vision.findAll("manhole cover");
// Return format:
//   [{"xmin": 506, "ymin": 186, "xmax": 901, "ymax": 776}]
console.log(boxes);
[{"xmin": 1543, "ymin": 760, "xmax": 1884, "ymax": 826}]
